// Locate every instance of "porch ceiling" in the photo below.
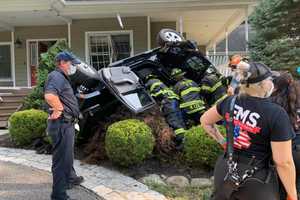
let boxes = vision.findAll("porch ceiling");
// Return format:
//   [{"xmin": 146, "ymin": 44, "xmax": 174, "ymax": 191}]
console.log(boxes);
[{"xmin": 0, "ymin": 0, "xmax": 258, "ymax": 47}]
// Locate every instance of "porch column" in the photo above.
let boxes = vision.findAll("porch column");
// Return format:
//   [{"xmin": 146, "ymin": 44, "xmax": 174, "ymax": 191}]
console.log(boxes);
[
  {"xmin": 206, "ymin": 50, "xmax": 209, "ymax": 57},
  {"xmin": 245, "ymin": 7, "xmax": 249, "ymax": 53},
  {"xmin": 11, "ymin": 30, "xmax": 16, "ymax": 87},
  {"xmin": 213, "ymin": 43, "xmax": 216, "ymax": 56},
  {"xmin": 147, "ymin": 16, "xmax": 151, "ymax": 50},
  {"xmin": 179, "ymin": 16, "xmax": 183, "ymax": 35},
  {"xmin": 225, "ymin": 28, "xmax": 229, "ymax": 57},
  {"xmin": 68, "ymin": 22, "xmax": 71, "ymax": 48}
]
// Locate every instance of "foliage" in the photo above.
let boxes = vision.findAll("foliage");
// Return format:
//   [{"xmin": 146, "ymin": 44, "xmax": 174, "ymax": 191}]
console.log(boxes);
[
  {"xmin": 8, "ymin": 109, "xmax": 48, "ymax": 146},
  {"xmin": 146, "ymin": 181, "xmax": 212, "ymax": 200},
  {"xmin": 184, "ymin": 126, "xmax": 224, "ymax": 168},
  {"xmin": 22, "ymin": 40, "xmax": 68, "ymax": 110},
  {"xmin": 249, "ymin": 0, "xmax": 300, "ymax": 73},
  {"xmin": 105, "ymin": 119, "xmax": 155, "ymax": 167}
]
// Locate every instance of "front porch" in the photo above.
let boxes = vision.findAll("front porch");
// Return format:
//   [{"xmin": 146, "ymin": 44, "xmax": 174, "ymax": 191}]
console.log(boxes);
[{"xmin": 0, "ymin": 0, "xmax": 258, "ymax": 87}]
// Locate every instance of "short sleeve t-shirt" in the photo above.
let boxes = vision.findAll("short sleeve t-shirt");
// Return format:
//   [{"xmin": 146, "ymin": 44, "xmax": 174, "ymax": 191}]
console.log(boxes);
[
  {"xmin": 217, "ymin": 95, "xmax": 295, "ymax": 159},
  {"xmin": 44, "ymin": 68, "xmax": 80, "ymax": 118}
]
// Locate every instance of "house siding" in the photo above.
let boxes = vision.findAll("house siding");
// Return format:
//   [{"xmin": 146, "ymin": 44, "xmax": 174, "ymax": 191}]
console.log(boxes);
[
  {"xmin": 71, "ymin": 17, "xmax": 148, "ymax": 60},
  {"xmin": 0, "ymin": 32, "xmax": 11, "ymax": 42},
  {"xmin": 0, "ymin": 16, "xmax": 148, "ymax": 87},
  {"xmin": 150, "ymin": 21, "xmax": 176, "ymax": 48},
  {"xmin": 14, "ymin": 26, "xmax": 68, "ymax": 86}
]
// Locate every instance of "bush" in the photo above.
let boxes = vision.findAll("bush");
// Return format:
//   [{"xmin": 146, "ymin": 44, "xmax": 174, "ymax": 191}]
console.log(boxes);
[
  {"xmin": 8, "ymin": 109, "xmax": 48, "ymax": 146},
  {"xmin": 184, "ymin": 126, "xmax": 224, "ymax": 168},
  {"xmin": 105, "ymin": 119, "xmax": 155, "ymax": 166}
]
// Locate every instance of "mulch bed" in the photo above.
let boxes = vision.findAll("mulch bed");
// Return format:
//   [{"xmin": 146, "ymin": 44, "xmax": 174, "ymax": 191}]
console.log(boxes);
[{"xmin": 0, "ymin": 106, "xmax": 212, "ymax": 181}]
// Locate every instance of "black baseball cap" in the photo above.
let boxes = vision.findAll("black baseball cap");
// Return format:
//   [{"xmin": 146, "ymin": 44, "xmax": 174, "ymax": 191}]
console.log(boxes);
[{"xmin": 243, "ymin": 62, "xmax": 275, "ymax": 84}]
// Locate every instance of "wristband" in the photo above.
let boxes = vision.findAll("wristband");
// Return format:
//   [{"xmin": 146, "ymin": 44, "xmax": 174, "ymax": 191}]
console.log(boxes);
[{"xmin": 287, "ymin": 195, "xmax": 297, "ymax": 200}]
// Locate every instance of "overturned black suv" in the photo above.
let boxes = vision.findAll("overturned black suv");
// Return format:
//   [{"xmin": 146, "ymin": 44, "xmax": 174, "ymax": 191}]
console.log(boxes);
[{"xmin": 68, "ymin": 29, "xmax": 227, "ymax": 136}]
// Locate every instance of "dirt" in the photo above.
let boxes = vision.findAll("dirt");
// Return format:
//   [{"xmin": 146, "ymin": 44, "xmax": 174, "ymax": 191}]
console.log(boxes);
[
  {"xmin": 0, "ymin": 106, "xmax": 212, "ymax": 181},
  {"xmin": 0, "ymin": 133, "xmax": 18, "ymax": 148},
  {"xmin": 76, "ymin": 105, "xmax": 213, "ymax": 180}
]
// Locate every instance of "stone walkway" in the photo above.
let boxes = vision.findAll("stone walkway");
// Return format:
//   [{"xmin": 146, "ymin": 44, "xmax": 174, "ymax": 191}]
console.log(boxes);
[
  {"xmin": 0, "ymin": 147, "xmax": 166, "ymax": 200},
  {"xmin": 0, "ymin": 160, "xmax": 101, "ymax": 200}
]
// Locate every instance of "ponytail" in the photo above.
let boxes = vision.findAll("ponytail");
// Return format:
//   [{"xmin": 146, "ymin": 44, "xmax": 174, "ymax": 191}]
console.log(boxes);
[{"xmin": 287, "ymin": 80, "xmax": 300, "ymax": 130}]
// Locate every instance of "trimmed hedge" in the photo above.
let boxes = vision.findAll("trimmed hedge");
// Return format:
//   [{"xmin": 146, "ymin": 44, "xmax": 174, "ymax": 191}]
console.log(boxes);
[
  {"xmin": 105, "ymin": 119, "xmax": 155, "ymax": 167},
  {"xmin": 184, "ymin": 126, "xmax": 225, "ymax": 168},
  {"xmin": 8, "ymin": 109, "xmax": 48, "ymax": 146}
]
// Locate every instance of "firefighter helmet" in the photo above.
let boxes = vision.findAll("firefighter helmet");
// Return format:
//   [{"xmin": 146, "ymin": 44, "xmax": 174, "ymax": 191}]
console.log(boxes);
[{"xmin": 171, "ymin": 68, "xmax": 186, "ymax": 77}]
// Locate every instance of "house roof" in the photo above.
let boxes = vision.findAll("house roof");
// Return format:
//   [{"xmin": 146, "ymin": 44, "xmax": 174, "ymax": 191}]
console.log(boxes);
[{"xmin": 0, "ymin": 0, "xmax": 259, "ymax": 47}]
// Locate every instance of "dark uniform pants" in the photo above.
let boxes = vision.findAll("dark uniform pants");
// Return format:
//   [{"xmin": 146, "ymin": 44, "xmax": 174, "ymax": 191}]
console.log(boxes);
[
  {"xmin": 47, "ymin": 119, "xmax": 75, "ymax": 200},
  {"xmin": 211, "ymin": 155, "xmax": 280, "ymax": 200},
  {"xmin": 161, "ymin": 98, "xmax": 186, "ymax": 132}
]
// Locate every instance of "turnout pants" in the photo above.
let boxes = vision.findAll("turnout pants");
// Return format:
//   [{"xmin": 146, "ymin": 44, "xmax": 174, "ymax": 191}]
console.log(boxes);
[
  {"xmin": 47, "ymin": 119, "xmax": 75, "ymax": 200},
  {"xmin": 211, "ymin": 155, "xmax": 280, "ymax": 200}
]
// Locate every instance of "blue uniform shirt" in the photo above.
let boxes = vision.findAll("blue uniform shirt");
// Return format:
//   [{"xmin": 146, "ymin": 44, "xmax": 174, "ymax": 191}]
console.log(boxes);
[{"xmin": 44, "ymin": 67, "xmax": 80, "ymax": 118}]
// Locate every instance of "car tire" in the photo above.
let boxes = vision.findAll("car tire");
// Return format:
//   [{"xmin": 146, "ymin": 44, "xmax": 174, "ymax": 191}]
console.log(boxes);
[{"xmin": 156, "ymin": 29, "xmax": 184, "ymax": 47}]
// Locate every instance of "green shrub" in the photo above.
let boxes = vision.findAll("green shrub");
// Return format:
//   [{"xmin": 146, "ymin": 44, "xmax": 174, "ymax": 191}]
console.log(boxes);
[
  {"xmin": 8, "ymin": 109, "xmax": 48, "ymax": 146},
  {"xmin": 105, "ymin": 119, "xmax": 155, "ymax": 166},
  {"xmin": 184, "ymin": 126, "xmax": 224, "ymax": 168}
]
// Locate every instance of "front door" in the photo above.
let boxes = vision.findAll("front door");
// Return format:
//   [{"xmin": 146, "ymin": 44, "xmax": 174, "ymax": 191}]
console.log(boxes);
[{"xmin": 28, "ymin": 40, "xmax": 57, "ymax": 86}]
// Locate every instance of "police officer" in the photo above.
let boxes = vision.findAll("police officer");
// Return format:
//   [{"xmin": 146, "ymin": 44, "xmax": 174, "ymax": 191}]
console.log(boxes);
[
  {"xmin": 145, "ymin": 74, "xmax": 187, "ymax": 148},
  {"xmin": 44, "ymin": 51, "xmax": 84, "ymax": 200},
  {"xmin": 172, "ymin": 68, "xmax": 206, "ymax": 123},
  {"xmin": 201, "ymin": 63, "xmax": 297, "ymax": 200}
]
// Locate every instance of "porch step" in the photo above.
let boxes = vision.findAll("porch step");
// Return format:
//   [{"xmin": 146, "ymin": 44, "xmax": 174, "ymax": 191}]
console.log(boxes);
[
  {"xmin": 0, "ymin": 94, "xmax": 28, "ymax": 101},
  {"xmin": 0, "ymin": 121, "xmax": 7, "ymax": 128},
  {"xmin": 0, "ymin": 106, "xmax": 19, "ymax": 113},
  {"xmin": 0, "ymin": 88, "xmax": 32, "ymax": 95},
  {"xmin": 0, "ymin": 113, "xmax": 11, "ymax": 121},
  {"xmin": 0, "ymin": 100, "xmax": 24, "ymax": 107}
]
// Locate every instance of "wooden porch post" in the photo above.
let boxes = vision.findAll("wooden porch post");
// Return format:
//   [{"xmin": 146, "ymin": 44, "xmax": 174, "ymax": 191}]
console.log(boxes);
[
  {"xmin": 245, "ymin": 7, "xmax": 249, "ymax": 53},
  {"xmin": 11, "ymin": 30, "xmax": 16, "ymax": 87},
  {"xmin": 68, "ymin": 22, "xmax": 71, "ymax": 48}
]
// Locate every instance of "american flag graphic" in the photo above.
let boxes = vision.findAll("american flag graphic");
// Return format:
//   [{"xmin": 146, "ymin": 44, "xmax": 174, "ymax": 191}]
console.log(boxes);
[{"xmin": 225, "ymin": 113, "xmax": 261, "ymax": 150}]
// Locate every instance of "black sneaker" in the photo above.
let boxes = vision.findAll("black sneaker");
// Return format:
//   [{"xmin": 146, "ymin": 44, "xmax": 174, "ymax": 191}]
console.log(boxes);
[{"xmin": 67, "ymin": 176, "xmax": 84, "ymax": 189}]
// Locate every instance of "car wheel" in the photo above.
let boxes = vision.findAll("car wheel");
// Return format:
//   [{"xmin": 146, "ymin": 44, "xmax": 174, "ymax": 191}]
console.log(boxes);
[{"xmin": 156, "ymin": 29, "xmax": 184, "ymax": 46}]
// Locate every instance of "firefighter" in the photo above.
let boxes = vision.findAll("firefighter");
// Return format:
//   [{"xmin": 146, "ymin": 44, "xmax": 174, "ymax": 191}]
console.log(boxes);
[
  {"xmin": 227, "ymin": 54, "xmax": 250, "ymax": 95},
  {"xmin": 145, "ymin": 74, "xmax": 187, "ymax": 148},
  {"xmin": 172, "ymin": 68, "xmax": 206, "ymax": 123},
  {"xmin": 199, "ymin": 67, "xmax": 228, "ymax": 106}
]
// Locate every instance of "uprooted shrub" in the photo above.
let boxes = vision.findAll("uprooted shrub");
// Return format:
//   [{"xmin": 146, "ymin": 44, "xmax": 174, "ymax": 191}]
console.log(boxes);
[
  {"xmin": 105, "ymin": 119, "xmax": 155, "ymax": 167},
  {"xmin": 184, "ymin": 126, "xmax": 225, "ymax": 168},
  {"xmin": 8, "ymin": 109, "xmax": 48, "ymax": 146}
]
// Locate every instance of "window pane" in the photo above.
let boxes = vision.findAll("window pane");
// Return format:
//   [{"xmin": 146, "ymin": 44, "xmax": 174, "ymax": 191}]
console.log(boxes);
[
  {"xmin": 88, "ymin": 33, "xmax": 131, "ymax": 70},
  {"xmin": 111, "ymin": 34, "xmax": 130, "ymax": 61},
  {"xmin": 0, "ymin": 45, "xmax": 11, "ymax": 79},
  {"xmin": 89, "ymin": 35, "xmax": 110, "ymax": 70}
]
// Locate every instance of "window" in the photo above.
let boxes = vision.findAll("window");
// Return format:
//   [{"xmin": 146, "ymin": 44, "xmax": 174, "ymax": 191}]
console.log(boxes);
[
  {"xmin": 87, "ymin": 31, "xmax": 132, "ymax": 70},
  {"xmin": 0, "ymin": 44, "xmax": 12, "ymax": 79}
]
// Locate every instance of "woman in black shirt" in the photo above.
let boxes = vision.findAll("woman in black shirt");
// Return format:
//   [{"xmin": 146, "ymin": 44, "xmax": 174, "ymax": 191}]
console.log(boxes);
[
  {"xmin": 200, "ymin": 63, "xmax": 297, "ymax": 200},
  {"xmin": 271, "ymin": 71, "xmax": 300, "ymax": 195}
]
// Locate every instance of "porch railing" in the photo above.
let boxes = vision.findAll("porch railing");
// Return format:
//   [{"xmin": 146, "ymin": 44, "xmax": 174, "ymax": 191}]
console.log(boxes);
[{"xmin": 207, "ymin": 51, "xmax": 249, "ymax": 77}]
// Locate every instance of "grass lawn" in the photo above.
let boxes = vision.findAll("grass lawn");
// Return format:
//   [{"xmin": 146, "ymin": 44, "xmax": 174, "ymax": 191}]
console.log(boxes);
[{"xmin": 146, "ymin": 182, "xmax": 212, "ymax": 200}]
